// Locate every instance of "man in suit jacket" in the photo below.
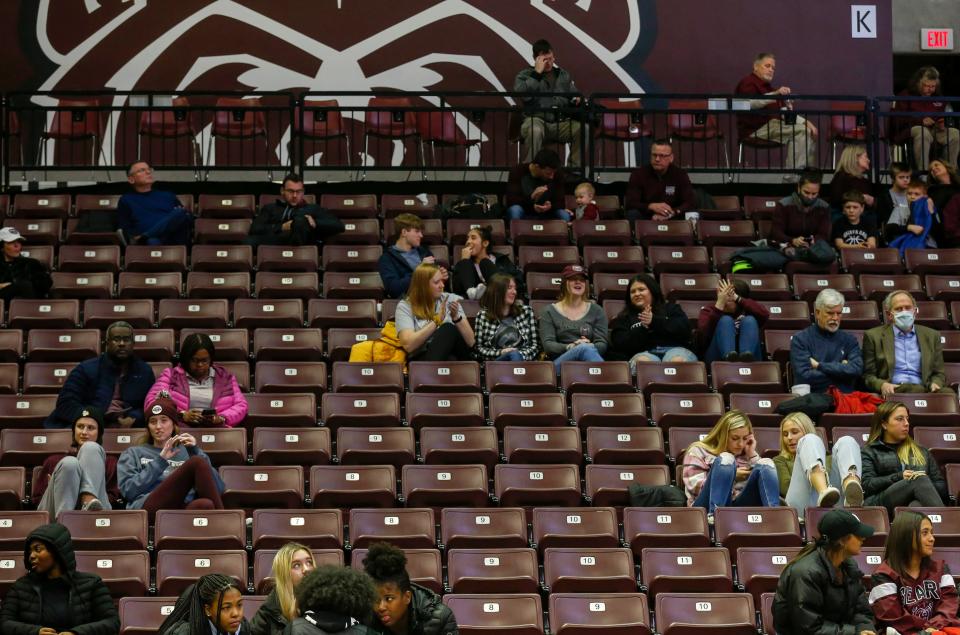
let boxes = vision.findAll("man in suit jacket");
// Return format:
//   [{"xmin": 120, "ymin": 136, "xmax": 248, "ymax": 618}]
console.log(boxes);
[{"xmin": 863, "ymin": 290, "xmax": 953, "ymax": 396}]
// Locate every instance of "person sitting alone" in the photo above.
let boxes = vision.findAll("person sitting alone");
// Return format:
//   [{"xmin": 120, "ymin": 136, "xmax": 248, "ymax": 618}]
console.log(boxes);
[
  {"xmin": 0, "ymin": 227, "xmax": 52, "ymax": 302},
  {"xmin": 246, "ymin": 173, "xmax": 344, "ymax": 247},
  {"xmin": 118, "ymin": 160, "xmax": 194, "ymax": 245},
  {"xmin": 698, "ymin": 278, "xmax": 769, "ymax": 363}
]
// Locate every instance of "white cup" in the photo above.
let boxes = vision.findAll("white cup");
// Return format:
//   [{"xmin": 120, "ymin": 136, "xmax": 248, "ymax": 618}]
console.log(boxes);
[{"xmin": 791, "ymin": 383, "xmax": 811, "ymax": 396}]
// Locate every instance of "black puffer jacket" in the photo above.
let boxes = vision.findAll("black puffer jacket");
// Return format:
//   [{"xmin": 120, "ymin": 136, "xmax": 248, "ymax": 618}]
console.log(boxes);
[
  {"xmin": 286, "ymin": 610, "xmax": 380, "ymax": 635},
  {"xmin": 368, "ymin": 584, "xmax": 458, "ymax": 635},
  {"xmin": 861, "ymin": 438, "xmax": 948, "ymax": 506},
  {"xmin": 0, "ymin": 522, "xmax": 119, "ymax": 635},
  {"xmin": 0, "ymin": 255, "xmax": 52, "ymax": 301},
  {"xmin": 608, "ymin": 302, "xmax": 693, "ymax": 361},
  {"xmin": 250, "ymin": 588, "xmax": 287, "ymax": 635},
  {"xmin": 773, "ymin": 548, "xmax": 875, "ymax": 635}
]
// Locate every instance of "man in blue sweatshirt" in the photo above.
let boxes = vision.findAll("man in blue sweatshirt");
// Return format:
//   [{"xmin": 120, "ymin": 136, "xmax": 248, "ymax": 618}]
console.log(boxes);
[
  {"xmin": 790, "ymin": 288, "xmax": 863, "ymax": 393},
  {"xmin": 117, "ymin": 160, "xmax": 194, "ymax": 245}
]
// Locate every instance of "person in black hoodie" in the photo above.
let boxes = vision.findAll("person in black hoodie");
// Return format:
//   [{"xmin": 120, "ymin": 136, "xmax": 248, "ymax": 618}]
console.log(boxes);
[
  {"xmin": 287, "ymin": 566, "xmax": 380, "ymax": 635},
  {"xmin": 157, "ymin": 573, "xmax": 249, "ymax": 635},
  {"xmin": 0, "ymin": 522, "xmax": 119, "ymax": 635},
  {"xmin": 246, "ymin": 173, "xmax": 344, "ymax": 247},
  {"xmin": 363, "ymin": 543, "xmax": 458, "ymax": 635},
  {"xmin": 608, "ymin": 273, "xmax": 696, "ymax": 370},
  {"xmin": 0, "ymin": 226, "xmax": 52, "ymax": 302}
]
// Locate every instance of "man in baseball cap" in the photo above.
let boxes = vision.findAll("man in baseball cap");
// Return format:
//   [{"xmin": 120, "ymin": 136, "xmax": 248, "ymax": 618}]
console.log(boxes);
[{"xmin": 0, "ymin": 226, "xmax": 51, "ymax": 301}]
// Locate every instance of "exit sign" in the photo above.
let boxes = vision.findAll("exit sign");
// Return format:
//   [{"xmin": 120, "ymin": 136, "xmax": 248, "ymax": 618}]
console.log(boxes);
[{"xmin": 921, "ymin": 28, "xmax": 954, "ymax": 51}]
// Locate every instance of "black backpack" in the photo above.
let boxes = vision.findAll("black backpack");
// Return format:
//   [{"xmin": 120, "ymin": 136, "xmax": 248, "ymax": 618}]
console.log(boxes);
[{"xmin": 439, "ymin": 193, "xmax": 501, "ymax": 221}]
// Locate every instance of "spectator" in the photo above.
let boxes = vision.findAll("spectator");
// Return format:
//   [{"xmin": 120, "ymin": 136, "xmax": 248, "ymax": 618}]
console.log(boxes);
[
  {"xmin": 889, "ymin": 179, "xmax": 937, "ymax": 255},
  {"xmin": 473, "ymin": 273, "xmax": 541, "ymax": 362},
  {"xmin": 862, "ymin": 402, "xmax": 948, "ymax": 514},
  {"xmin": 681, "ymin": 410, "xmax": 779, "ymax": 514},
  {"xmin": 363, "ymin": 542, "xmax": 458, "ymax": 635},
  {"xmin": 768, "ymin": 170, "xmax": 831, "ymax": 247},
  {"xmin": 734, "ymin": 52, "xmax": 817, "ymax": 172},
  {"xmin": 157, "ymin": 573, "xmax": 249, "ymax": 635},
  {"xmin": 250, "ymin": 542, "xmax": 315, "ymax": 635},
  {"xmin": 290, "ymin": 566, "xmax": 380, "ymax": 635},
  {"xmin": 33, "ymin": 407, "xmax": 118, "ymax": 517},
  {"xmin": 829, "ymin": 145, "xmax": 876, "ymax": 211},
  {"xmin": 505, "ymin": 148, "xmax": 570, "ymax": 221},
  {"xmin": 539, "ymin": 264, "xmax": 607, "ymax": 371},
  {"xmin": 118, "ymin": 160, "xmax": 194, "ymax": 245},
  {"xmin": 772, "ymin": 510, "xmax": 875, "ymax": 635},
  {"xmin": 789, "ymin": 288, "xmax": 863, "ymax": 393},
  {"xmin": 379, "ymin": 213, "xmax": 435, "ymax": 299},
  {"xmin": 878, "ymin": 163, "xmax": 914, "ymax": 242},
  {"xmin": 44, "ymin": 321, "xmax": 155, "ymax": 429},
  {"xmin": 831, "ymin": 191, "xmax": 878, "ymax": 250},
  {"xmin": 146, "ymin": 332, "xmax": 248, "ymax": 428},
  {"xmin": 117, "ymin": 395, "xmax": 225, "ymax": 516},
  {"xmin": 450, "ymin": 225, "xmax": 515, "ymax": 300},
  {"xmin": 698, "ymin": 278, "xmax": 768, "ymax": 363},
  {"xmin": 0, "ymin": 227, "xmax": 52, "ymax": 302},
  {"xmin": 572, "ymin": 181, "xmax": 599, "ymax": 220},
  {"xmin": 863, "ymin": 290, "xmax": 951, "ymax": 396},
  {"xmin": 396, "ymin": 263, "xmax": 475, "ymax": 361},
  {"xmin": 513, "ymin": 38, "xmax": 582, "ymax": 167},
  {"xmin": 892, "ymin": 66, "xmax": 960, "ymax": 171},
  {"xmin": 246, "ymin": 173, "xmax": 344, "ymax": 247},
  {"xmin": 927, "ymin": 159, "xmax": 960, "ymax": 221},
  {"xmin": 609, "ymin": 273, "xmax": 695, "ymax": 369},
  {"xmin": 870, "ymin": 511, "xmax": 960, "ymax": 634},
  {"xmin": 0, "ymin": 522, "xmax": 119, "ymax": 635},
  {"xmin": 773, "ymin": 412, "xmax": 864, "ymax": 511},
  {"xmin": 623, "ymin": 139, "xmax": 696, "ymax": 222}
]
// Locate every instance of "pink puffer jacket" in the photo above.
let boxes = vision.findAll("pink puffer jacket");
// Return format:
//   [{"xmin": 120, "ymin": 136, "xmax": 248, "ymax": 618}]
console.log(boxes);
[{"xmin": 145, "ymin": 364, "xmax": 248, "ymax": 428}]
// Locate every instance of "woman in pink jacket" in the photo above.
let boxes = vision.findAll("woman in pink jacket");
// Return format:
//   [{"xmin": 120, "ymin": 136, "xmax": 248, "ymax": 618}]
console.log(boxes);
[{"xmin": 146, "ymin": 333, "xmax": 248, "ymax": 428}]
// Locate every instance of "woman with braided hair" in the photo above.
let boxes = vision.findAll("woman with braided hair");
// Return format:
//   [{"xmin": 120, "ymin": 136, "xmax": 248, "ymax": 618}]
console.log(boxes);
[
  {"xmin": 363, "ymin": 542, "xmax": 458, "ymax": 635},
  {"xmin": 157, "ymin": 573, "xmax": 249, "ymax": 635}
]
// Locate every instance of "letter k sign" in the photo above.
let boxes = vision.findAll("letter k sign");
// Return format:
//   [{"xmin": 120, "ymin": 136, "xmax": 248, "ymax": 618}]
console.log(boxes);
[{"xmin": 851, "ymin": 5, "xmax": 877, "ymax": 39}]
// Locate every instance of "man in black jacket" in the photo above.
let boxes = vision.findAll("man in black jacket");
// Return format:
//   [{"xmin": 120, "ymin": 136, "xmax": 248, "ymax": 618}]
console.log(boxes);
[
  {"xmin": 246, "ymin": 173, "xmax": 344, "ymax": 247},
  {"xmin": 0, "ymin": 227, "xmax": 52, "ymax": 301},
  {"xmin": 0, "ymin": 522, "xmax": 119, "ymax": 635}
]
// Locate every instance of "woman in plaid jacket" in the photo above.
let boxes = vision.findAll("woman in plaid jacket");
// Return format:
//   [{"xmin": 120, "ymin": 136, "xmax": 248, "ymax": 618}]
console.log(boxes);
[{"xmin": 473, "ymin": 273, "xmax": 541, "ymax": 361}]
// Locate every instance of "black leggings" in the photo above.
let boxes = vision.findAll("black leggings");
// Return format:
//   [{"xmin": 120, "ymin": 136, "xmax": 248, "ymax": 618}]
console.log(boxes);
[{"xmin": 414, "ymin": 322, "xmax": 473, "ymax": 361}]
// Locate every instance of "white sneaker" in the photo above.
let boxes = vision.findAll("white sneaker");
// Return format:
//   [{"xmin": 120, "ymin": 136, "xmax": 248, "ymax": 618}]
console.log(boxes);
[
  {"xmin": 81, "ymin": 498, "xmax": 104, "ymax": 511},
  {"xmin": 843, "ymin": 479, "xmax": 864, "ymax": 507},
  {"xmin": 817, "ymin": 487, "xmax": 841, "ymax": 508},
  {"xmin": 474, "ymin": 283, "xmax": 486, "ymax": 300},
  {"xmin": 466, "ymin": 287, "xmax": 477, "ymax": 300}
]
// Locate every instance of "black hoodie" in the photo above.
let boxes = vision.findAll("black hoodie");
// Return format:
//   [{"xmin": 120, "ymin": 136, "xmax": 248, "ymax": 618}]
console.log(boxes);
[
  {"xmin": 286, "ymin": 609, "xmax": 380, "ymax": 635},
  {"xmin": 0, "ymin": 522, "xmax": 119, "ymax": 635}
]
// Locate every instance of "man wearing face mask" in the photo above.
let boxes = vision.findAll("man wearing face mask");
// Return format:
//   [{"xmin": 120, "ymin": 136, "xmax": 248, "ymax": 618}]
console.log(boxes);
[
  {"xmin": 862, "ymin": 290, "xmax": 953, "ymax": 397},
  {"xmin": 790, "ymin": 288, "xmax": 863, "ymax": 393}
]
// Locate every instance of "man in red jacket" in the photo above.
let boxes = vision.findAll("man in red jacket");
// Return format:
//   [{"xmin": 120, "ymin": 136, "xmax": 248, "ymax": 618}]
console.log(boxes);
[{"xmin": 735, "ymin": 53, "xmax": 818, "ymax": 172}]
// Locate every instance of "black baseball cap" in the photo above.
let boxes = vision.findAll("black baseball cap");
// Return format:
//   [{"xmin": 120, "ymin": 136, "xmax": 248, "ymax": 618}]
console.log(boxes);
[{"xmin": 818, "ymin": 509, "xmax": 874, "ymax": 541}]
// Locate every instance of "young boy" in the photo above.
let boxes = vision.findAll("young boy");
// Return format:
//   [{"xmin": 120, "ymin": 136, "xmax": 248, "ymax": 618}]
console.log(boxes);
[
  {"xmin": 879, "ymin": 162, "xmax": 913, "ymax": 242},
  {"xmin": 832, "ymin": 191, "xmax": 878, "ymax": 249},
  {"xmin": 889, "ymin": 179, "xmax": 936, "ymax": 255},
  {"xmin": 573, "ymin": 181, "xmax": 599, "ymax": 221}
]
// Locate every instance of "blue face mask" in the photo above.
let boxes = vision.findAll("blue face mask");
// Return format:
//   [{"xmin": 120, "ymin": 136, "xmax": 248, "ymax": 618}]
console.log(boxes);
[{"xmin": 893, "ymin": 309, "xmax": 915, "ymax": 331}]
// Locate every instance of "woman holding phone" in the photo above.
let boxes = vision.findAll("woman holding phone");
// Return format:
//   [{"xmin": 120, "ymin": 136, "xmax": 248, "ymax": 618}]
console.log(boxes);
[
  {"xmin": 682, "ymin": 410, "xmax": 780, "ymax": 514},
  {"xmin": 396, "ymin": 262, "xmax": 475, "ymax": 361},
  {"xmin": 146, "ymin": 332, "xmax": 247, "ymax": 428},
  {"xmin": 117, "ymin": 394, "xmax": 225, "ymax": 517}
]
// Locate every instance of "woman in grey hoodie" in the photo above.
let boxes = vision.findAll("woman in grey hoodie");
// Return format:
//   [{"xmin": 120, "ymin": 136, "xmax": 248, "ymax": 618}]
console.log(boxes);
[{"xmin": 117, "ymin": 394, "xmax": 224, "ymax": 517}]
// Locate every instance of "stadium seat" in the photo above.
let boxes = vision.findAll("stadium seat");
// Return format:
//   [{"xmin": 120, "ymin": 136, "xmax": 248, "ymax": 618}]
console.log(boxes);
[
  {"xmin": 331, "ymin": 362, "xmax": 404, "ymax": 394},
  {"xmin": 760, "ymin": 592, "xmax": 776, "ymax": 635},
  {"xmin": 743, "ymin": 196, "xmax": 780, "ymax": 220},
  {"xmin": 0, "ymin": 395, "xmax": 58, "ymax": 428},
  {"xmin": 234, "ymin": 298, "xmax": 303, "ymax": 329},
  {"xmin": 488, "ymin": 393, "xmax": 567, "ymax": 430},
  {"xmin": 926, "ymin": 276, "xmax": 960, "ymax": 302},
  {"xmin": 714, "ymin": 507, "xmax": 802, "ymax": 561},
  {"xmin": 156, "ymin": 549, "xmax": 247, "ymax": 597},
  {"xmin": 50, "ymin": 271, "xmax": 113, "ymax": 300},
  {"xmin": 640, "ymin": 547, "xmax": 733, "ymax": 597},
  {"xmin": 585, "ymin": 464, "xmax": 670, "ymax": 507},
  {"xmin": 73, "ymin": 549, "xmax": 150, "ymax": 598},
  {"xmin": 83, "ymin": 299, "xmax": 154, "ymax": 330},
  {"xmin": 218, "ymin": 465, "xmax": 304, "ymax": 509},
  {"xmin": 8, "ymin": 299, "xmax": 79, "ymax": 330},
  {"xmin": 154, "ymin": 509, "xmax": 246, "ymax": 551},
  {"xmin": 572, "ymin": 220, "xmax": 632, "ymax": 247},
  {"xmin": 405, "ymin": 392, "xmax": 485, "ymax": 431},
  {"xmin": 650, "ymin": 393, "xmax": 724, "ymax": 430},
  {"xmin": 840, "ymin": 248, "xmax": 904, "ymax": 275},
  {"xmin": 859, "ymin": 274, "xmax": 923, "ymax": 302},
  {"xmin": 792, "ymin": 274, "xmax": 858, "ymax": 302},
  {"xmin": 348, "ymin": 507, "xmax": 436, "ymax": 549},
  {"xmin": 184, "ymin": 271, "xmax": 250, "ymax": 299},
  {"xmin": 442, "ymin": 593, "xmax": 544, "ymax": 635},
  {"xmin": 325, "ymin": 328, "xmax": 382, "ymax": 362},
  {"xmin": 419, "ymin": 427, "xmax": 499, "ymax": 470},
  {"xmin": 310, "ymin": 465, "xmax": 396, "ymax": 509},
  {"xmin": 543, "ymin": 547, "xmax": 636, "ymax": 593},
  {"xmin": 696, "ymin": 220, "xmax": 754, "ymax": 249},
  {"xmin": 13, "ymin": 193, "xmax": 71, "ymax": 219},
  {"xmin": 0, "ymin": 468, "xmax": 27, "ymax": 509},
  {"xmin": 763, "ymin": 301, "xmax": 812, "ymax": 330},
  {"xmin": 327, "ymin": 218, "xmax": 381, "ymax": 245},
  {"xmin": 18, "ymin": 245, "xmax": 54, "ymax": 270},
  {"xmin": 582, "ymin": 245, "xmax": 645, "ymax": 274},
  {"xmin": 178, "ymin": 427, "xmax": 246, "ymax": 466},
  {"xmin": 124, "ymin": 245, "xmax": 188, "ymax": 273},
  {"xmin": 408, "ymin": 361, "xmax": 481, "ymax": 393},
  {"xmin": 197, "ymin": 194, "xmax": 256, "ymax": 219},
  {"xmin": 560, "ymin": 361, "xmax": 632, "ymax": 394},
  {"xmin": 914, "ymin": 427, "xmax": 960, "ymax": 465},
  {"xmin": 0, "ymin": 549, "xmax": 27, "ymax": 595},
  {"xmin": 252, "ymin": 426, "xmax": 330, "ymax": 466},
  {"xmin": 585, "ymin": 427, "xmax": 664, "ymax": 465},
  {"xmin": 320, "ymin": 193, "xmax": 378, "ymax": 219},
  {"xmin": 256, "ymin": 245, "xmax": 318, "ymax": 272},
  {"xmin": 0, "ymin": 330, "xmax": 22, "ymax": 365},
  {"xmin": 194, "ymin": 218, "xmax": 251, "ymax": 244},
  {"xmin": 571, "ymin": 393, "xmax": 648, "ymax": 430},
  {"xmin": 510, "ymin": 219, "xmax": 570, "ymax": 246},
  {"xmin": 251, "ymin": 508, "xmax": 343, "ymax": 551},
  {"xmin": 57, "ymin": 509, "xmax": 148, "ymax": 550},
  {"xmin": 886, "ymin": 393, "xmax": 960, "ymax": 426},
  {"xmin": 593, "ymin": 274, "xmax": 635, "ymax": 303},
  {"xmin": 252, "ymin": 328, "xmax": 324, "ymax": 361},
  {"xmin": 441, "ymin": 507, "xmax": 528, "ymax": 550},
  {"xmin": 157, "ymin": 298, "xmax": 228, "ymax": 329},
  {"xmin": 0, "ymin": 428, "xmax": 72, "ymax": 467},
  {"xmin": 337, "ymin": 426, "xmax": 416, "ymax": 466},
  {"xmin": 893, "ymin": 507, "xmax": 960, "ymax": 546},
  {"xmin": 243, "ymin": 393, "xmax": 317, "ymax": 429},
  {"xmin": 729, "ymin": 273, "xmax": 791, "ymax": 301},
  {"xmin": 254, "ymin": 361, "xmax": 327, "ymax": 397},
  {"xmin": 726, "ymin": 393, "xmax": 796, "ymax": 427},
  {"xmin": 659, "ymin": 273, "xmax": 721, "ymax": 301},
  {"xmin": 117, "ymin": 272, "xmax": 181, "ymax": 299},
  {"xmin": 710, "ymin": 361, "xmax": 783, "ymax": 397},
  {"xmin": 647, "ymin": 246, "xmax": 710, "ymax": 274},
  {"xmin": 26, "ymin": 328, "xmax": 99, "ymax": 362},
  {"xmin": 622, "ymin": 507, "xmax": 710, "ymax": 556},
  {"xmin": 403, "ymin": 464, "xmax": 490, "ymax": 508},
  {"xmin": 322, "ymin": 272, "xmax": 384, "ymax": 300},
  {"xmin": 905, "ymin": 249, "xmax": 960, "ymax": 276},
  {"xmin": 734, "ymin": 546, "xmax": 803, "ymax": 607},
  {"xmin": 517, "ymin": 245, "xmax": 579, "ymax": 273},
  {"xmin": 532, "ymin": 506, "xmax": 619, "ymax": 551},
  {"xmin": 907, "ymin": 301, "xmax": 950, "ymax": 330},
  {"xmin": 549, "ymin": 592, "xmax": 651, "ymax": 635},
  {"xmin": 503, "ymin": 426, "xmax": 582, "ymax": 465},
  {"xmin": 180, "ymin": 328, "xmax": 247, "ymax": 361},
  {"xmin": 0, "ymin": 363, "xmax": 17, "ymax": 394},
  {"xmin": 447, "ymin": 547, "xmax": 540, "ymax": 594},
  {"xmin": 320, "ymin": 245, "xmax": 381, "ymax": 273},
  {"xmin": 5, "ymin": 218, "xmax": 62, "ymax": 246},
  {"xmin": 253, "ymin": 548, "xmax": 343, "ymax": 593},
  {"xmin": 633, "ymin": 220, "xmax": 694, "ymax": 247},
  {"xmin": 654, "ymin": 592, "xmax": 756, "ymax": 635},
  {"xmin": 525, "ymin": 272, "xmax": 563, "ymax": 300},
  {"xmin": 190, "ymin": 245, "xmax": 253, "ymax": 272},
  {"xmin": 804, "ymin": 506, "xmax": 889, "ymax": 547},
  {"xmin": 118, "ymin": 596, "xmax": 179, "ymax": 635},
  {"xmin": 635, "ymin": 362, "xmax": 708, "ymax": 399},
  {"xmin": 381, "ymin": 193, "xmax": 437, "ymax": 218}
]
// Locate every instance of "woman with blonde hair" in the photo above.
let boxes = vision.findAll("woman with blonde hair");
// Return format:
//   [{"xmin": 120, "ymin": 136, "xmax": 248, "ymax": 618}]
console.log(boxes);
[
  {"xmin": 250, "ymin": 542, "xmax": 316, "ymax": 635},
  {"xmin": 773, "ymin": 412, "xmax": 863, "ymax": 510},
  {"xmin": 862, "ymin": 401, "xmax": 947, "ymax": 513},
  {"xmin": 395, "ymin": 262, "xmax": 475, "ymax": 361},
  {"xmin": 830, "ymin": 144, "xmax": 875, "ymax": 210},
  {"xmin": 681, "ymin": 410, "xmax": 779, "ymax": 514}
]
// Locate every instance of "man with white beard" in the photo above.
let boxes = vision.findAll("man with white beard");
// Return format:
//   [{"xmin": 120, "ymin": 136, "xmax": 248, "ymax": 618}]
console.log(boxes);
[{"xmin": 790, "ymin": 288, "xmax": 863, "ymax": 393}]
